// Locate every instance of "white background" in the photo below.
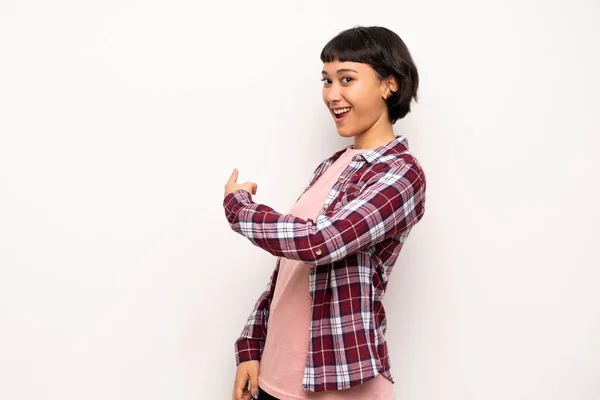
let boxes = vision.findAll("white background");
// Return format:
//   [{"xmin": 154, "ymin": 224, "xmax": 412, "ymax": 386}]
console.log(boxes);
[{"xmin": 1, "ymin": 1, "xmax": 599, "ymax": 399}]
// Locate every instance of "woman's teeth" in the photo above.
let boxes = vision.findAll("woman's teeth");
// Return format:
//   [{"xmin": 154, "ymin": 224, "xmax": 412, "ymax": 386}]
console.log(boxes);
[{"xmin": 333, "ymin": 107, "xmax": 351, "ymax": 115}]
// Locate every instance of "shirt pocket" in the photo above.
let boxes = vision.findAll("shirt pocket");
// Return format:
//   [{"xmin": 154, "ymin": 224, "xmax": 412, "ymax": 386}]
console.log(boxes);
[{"xmin": 332, "ymin": 181, "xmax": 365, "ymax": 212}]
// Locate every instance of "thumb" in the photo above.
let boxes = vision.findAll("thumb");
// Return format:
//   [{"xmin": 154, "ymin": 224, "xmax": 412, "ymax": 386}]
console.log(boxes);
[{"xmin": 249, "ymin": 368, "xmax": 259, "ymax": 399}]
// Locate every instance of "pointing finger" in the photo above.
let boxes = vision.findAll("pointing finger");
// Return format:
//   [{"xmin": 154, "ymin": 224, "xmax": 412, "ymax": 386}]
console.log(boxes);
[{"xmin": 228, "ymin": 168, "xmax": 238, "ymax": 184}]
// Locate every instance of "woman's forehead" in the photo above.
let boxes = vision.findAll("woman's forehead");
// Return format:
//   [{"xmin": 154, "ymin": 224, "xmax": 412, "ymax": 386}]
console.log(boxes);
[{"xmin": 322, "ymin": 60, "xmax": 368, "ymax": 74}]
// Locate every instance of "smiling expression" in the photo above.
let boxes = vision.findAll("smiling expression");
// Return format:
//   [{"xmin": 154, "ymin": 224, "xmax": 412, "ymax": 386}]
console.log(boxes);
[{"xmin": 321, "ymin": 60, "xmax": 394, "ymax": 138}]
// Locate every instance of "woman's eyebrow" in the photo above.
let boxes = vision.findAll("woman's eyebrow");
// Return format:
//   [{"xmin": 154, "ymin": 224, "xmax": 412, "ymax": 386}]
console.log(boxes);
[{"xmin": 321, "ymin": 68, "xmax": 359, "ymax": 75}]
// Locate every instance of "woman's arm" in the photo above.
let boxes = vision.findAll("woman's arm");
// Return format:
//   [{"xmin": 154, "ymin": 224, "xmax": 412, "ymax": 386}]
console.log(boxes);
[
  {"xmin": 234, "ymin": 259, "xmax": 279, "ymax": 364},
  {"xmin": 223, "ymin": 161, "xmax": 426, "ymax": 267}
]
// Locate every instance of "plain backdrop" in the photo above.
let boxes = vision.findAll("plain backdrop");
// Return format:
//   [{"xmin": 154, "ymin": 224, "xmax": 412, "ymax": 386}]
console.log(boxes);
[{"xmin": 1, "ymin": 1, "xmax": 599, "ymax": 399}]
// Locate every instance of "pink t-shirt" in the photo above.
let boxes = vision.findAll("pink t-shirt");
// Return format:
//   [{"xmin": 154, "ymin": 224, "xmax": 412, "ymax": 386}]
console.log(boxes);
[{"xmin": 258, "ymin": 147, "xmax": 395, "ymax": 399}]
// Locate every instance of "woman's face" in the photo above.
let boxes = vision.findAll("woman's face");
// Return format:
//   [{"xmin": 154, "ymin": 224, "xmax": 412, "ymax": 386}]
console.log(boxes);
[{"xmin": 321, "ymin": 60, "xmax": 391, "ymax": 138}]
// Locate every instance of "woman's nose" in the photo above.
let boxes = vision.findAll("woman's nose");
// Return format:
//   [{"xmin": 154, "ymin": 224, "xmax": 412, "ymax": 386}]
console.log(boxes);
[{"xmin": 325, "ymin": 85, "xmax": 342, "ymax": 103}]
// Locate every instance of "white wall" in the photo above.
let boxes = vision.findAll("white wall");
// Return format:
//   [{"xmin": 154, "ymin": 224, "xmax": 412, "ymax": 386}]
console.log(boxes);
[{"xmin": 1, "ymin": 1, "xmax": 599, "ymax": 399}]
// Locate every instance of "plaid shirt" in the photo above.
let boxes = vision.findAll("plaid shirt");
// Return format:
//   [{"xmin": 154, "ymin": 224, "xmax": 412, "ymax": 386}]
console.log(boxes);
[{"xmin": 223, "ymin": 135, "xmax": 426, "ymax": 392}]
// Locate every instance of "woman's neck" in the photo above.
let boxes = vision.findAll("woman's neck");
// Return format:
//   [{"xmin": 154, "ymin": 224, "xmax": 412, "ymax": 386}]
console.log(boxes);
[
  {"xmin": 352, "ymin": 113, "xmax": 396, "ymax": 150},
  {"xmin": 352, "ymin": 128, "xmax": 396, "ymax": 150}
]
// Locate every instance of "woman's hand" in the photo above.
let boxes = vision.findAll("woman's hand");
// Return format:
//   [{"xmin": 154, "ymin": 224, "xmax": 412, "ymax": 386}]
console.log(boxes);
[
  {"xmin": 232, "ymin": 360, "xmax": 260, "ymax": 400},
  {"xmin": 225, "ymin": 168, "xmax": 258, "ymax": 198}
]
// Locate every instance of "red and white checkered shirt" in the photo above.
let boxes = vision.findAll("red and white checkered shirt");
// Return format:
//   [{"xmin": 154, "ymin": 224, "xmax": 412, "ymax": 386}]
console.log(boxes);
[{"xmin": 223, "ymin": 135, "xmax": 427, "ymax": 392}]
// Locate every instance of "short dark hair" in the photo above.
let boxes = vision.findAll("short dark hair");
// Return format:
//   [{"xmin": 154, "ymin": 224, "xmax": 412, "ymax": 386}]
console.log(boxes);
[{"xmin": 320, "ymin": 26, "xmax": 419, "ymax": 124}]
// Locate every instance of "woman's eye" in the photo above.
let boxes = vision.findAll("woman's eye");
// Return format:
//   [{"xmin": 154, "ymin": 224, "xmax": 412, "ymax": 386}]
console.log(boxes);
[{"xmin": 320, "ymin": 77, "xmax": 352, "ymax": 85}]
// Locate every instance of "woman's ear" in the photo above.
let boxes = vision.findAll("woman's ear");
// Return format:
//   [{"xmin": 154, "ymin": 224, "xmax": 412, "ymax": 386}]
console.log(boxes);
[
  {"xmin": 387, "ymin": 75, "xmax": 398, "ymax": 93},
  {"xmin": 381, "ymin": 75, "xmax": 398, "ymax": 100}
]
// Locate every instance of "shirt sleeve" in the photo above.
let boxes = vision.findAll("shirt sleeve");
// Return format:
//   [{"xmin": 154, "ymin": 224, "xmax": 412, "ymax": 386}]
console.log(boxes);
[
  {"xmin": 223, "ymin": 161, "xmax": 426, "ymax": 267},
  {"xmin": 234, "ymin": 259, "xmax": 279, "ymax": 365}
]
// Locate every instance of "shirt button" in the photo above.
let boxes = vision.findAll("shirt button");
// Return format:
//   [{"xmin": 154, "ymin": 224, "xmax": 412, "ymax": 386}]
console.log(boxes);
[
  {"xmin": 339, "ymin": 176, "xmax": 345, "ymax": 183},
  {"xmin": 322, "ymin": 204, "xmax": 327, "ymax": 210},
  {"xmin": 315, "ymin": 249, "xmax": 322, "ymax": 255}
]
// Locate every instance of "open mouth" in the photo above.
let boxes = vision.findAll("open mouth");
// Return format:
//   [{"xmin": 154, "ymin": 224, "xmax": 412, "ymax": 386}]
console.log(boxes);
[{"xmin": 332, "ymin": 107, "xmax": 351, "ymax": 122}]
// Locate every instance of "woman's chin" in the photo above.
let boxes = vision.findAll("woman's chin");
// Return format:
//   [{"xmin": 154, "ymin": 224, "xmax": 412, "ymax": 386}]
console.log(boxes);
[{"xmin": 336, "ymin": 129, "xmax": 356, "ymax": 138}]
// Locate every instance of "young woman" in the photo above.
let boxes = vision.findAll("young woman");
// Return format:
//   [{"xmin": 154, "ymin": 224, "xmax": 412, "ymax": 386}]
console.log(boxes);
[{"xmin": 224, "ymin": 26, "xmax": 427, "ymax": 400}]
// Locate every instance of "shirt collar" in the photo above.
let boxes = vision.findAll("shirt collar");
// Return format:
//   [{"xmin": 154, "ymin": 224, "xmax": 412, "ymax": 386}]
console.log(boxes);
[{"xmin": 329, "ymin": 134, "xmax": 409, "ymax": 164}]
